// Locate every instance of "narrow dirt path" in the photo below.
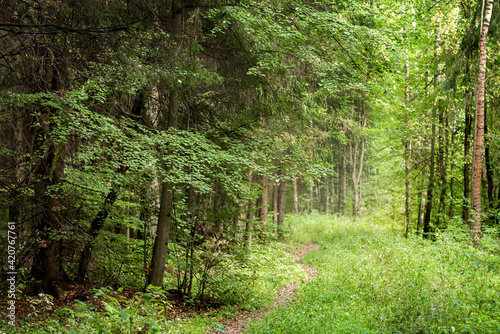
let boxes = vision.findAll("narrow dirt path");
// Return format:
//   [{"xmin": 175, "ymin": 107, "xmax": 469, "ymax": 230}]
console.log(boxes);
[{"xmin": 207, "ymin": 243, "xmax": 320, "ymax": 334}]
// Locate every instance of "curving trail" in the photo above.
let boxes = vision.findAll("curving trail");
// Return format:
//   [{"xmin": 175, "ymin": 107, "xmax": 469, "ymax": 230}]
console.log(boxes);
[{"xmin": 207, "ymin": 243, "xmax": 320, "ymax": 334}]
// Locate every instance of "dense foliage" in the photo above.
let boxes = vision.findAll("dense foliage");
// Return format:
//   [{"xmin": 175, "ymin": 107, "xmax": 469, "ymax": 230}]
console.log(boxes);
[{"xmin": 1, "ymin": 0, "xmax": 500, "ymax": 332}]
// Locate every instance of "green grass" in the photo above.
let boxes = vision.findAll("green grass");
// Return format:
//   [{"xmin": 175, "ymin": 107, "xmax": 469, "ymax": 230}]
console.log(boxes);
[
  {"xmin": 246, "ymin": 213, "xmax": 500, "ymax": 334},
  {"xmin": 3, "ymin": 214, "xmax": 500, "ymax": 333}
]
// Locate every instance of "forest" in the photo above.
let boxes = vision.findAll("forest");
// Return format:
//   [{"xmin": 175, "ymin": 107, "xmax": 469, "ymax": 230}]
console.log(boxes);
[{"xmin": 1, "ymin": 0, "xmax": 500, "ymax": 333}]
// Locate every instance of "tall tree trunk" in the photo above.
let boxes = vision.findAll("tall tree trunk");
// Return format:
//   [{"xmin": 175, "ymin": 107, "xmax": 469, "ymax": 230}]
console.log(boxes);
[
  {"xmin": 339, "ymin": 154, "xmax": 347, "ymax": 215},
  {"xmin": 31, "ymin": 142, "xmax": 65, "ymax": 298},
  {"xmin": 435, "ymin": 28, "xmax": 448, "ymax": 228},
  {"xmin": 315, "ymin": 181, "xmax": 320, "ymax": 212},
  {"xmin": 448, "ymin": 118, "xmax": 456, "ymax": 219},
  {"xmin": 307, "ymin": 181, "xmax": 313, "ymax": 213},
  {"xmin": 437, "ymin": 110, "xmax": 447, "ymax": 224},
  {"xmin": 245, "ymin": 191, "xmax": 254, "ymax": 249},
  {"xmin": 147, "ymin": 0, "xmax": 183, "ymax": 287},
  {"xmin": 484, "ymin": 96, "xmax": 493, "ymax": 209},
  {"xmin": 471, "ymin": 0, "xmax": 493, "ymax": 244},
  {"xmin": 325, "ymin": 177, "xmax": 330, "ymax": 215},
  {"xmin": 260, "ymin": 174, "xmax": 269, "ymax": 224},
  {"xmin": 245, "ymin": 172, "xmax": 257, "ymax": 248},
  {"xmin": 330, "ymin": 168, "xmax": 336, "ymax": 214},
  {"xmin": 416, "ymin": 179, "xmax": 426, "ymax": 236},
  {"xmin": 277, "ymin": 172, "xmax": 286, "ymax": 240},
  {"xmin": 423, "ymin": 111, "xmax": 436, "ymax": 238},
  {"xmin": 31, "ymin": 64, "xmax": 66, "ymax": 298},
  {"xmin": 404, "ymin": 52, "xmax": 411, "ymax": 238},
  {"xmin": 273, "ymin": 181, "xmax": 279, "ymax": 224},
  {"xmin": 349, "ymin": 124, "xmax": 366, "ymax": 218},
  {"xmin": 423, "ymin": 32, "xmax": 442, "ymax": 239},
  {"xmin": 148, "ymin": 179, "xmax": 175, "ymax": 287},
  {"xmin": 436, "ymin": 88, "xmax": 449, "ymax": 228},
  {"xmin": 293, "ymin": 177, "xmax": 299, "ymax": 214},
  {"xmin": 463, "ymin": 51, "xmax": 472, "ymax": 224}
]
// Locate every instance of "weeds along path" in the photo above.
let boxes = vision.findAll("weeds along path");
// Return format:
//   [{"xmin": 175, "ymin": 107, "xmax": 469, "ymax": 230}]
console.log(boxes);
[
  {"xmin": 207, "ymin": 243, "xmax": 321, "ymax": 334},
  {"xmin": 245, "ymin": 214, "xmax": 500, "ymax": 334}
]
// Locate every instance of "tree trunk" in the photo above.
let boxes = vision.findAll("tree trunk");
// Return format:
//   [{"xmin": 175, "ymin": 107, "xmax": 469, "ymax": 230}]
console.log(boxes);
[
  {"xmin": 277, "ymin": 172, "xmax": 286, "ymax": 240},
  {"xmin": 463, "ymin": 52, "xmax": 472, "ymax": 224},
  {"xmin": 423, "ymin": 32, "xmax": 442, "ymax": 239},
  {"xmin": 435, "ymin": 28, "xmax": 448, "ymax": 228},
  {"xmin": 448, "ymin": 119, "xmax": 456, "ymax": 219},
  {"xmin": 437, "ymin": 111, "xmax": 447, "ymax": 222},
  {"xmin": 244, "ymin": 172, "xmax": 257, "ymax": 248},
  {"xmin": 31, "ymin": 142, "xmax": 65, "ymax": 298},
  {"xmin": 330, "ymin": 171, "xmax": 336, "ymax": 214},
  {"xmin": 273, "ymin": 180, "xmax": 279, "ymax": 225},
  {"xmin": 349, "ymin": 132, "xmax": 365, "ymax": 218},
  {"xmin": 147, "ymin": 0, "xmax": 183, "ymax": 287},
  {"xmin": 325, "ymin": 177, "xmax": 330, "ymax": 215},
  {"xmin": 349, "ymin": 99, "xmax": 366, "ymax": 219},
  {"xmin": 260, "ymin": 174, "xmax": 269, "ymax": 224},
  {"xmin": 245, "ymin": 203, "xmax": 254, "ymax": 249},
  {"xmin": 147, "ymin": 179, "xmax": 175, "ymax": 287},
  {"xmin": 307, "ymin": 181, "xmax": 313, "ymax": 213},
  {"xmin": 293, "ymin": 177, "xmax": 299, "ymax": 214},
  {"xmin": 484, "ymin": 96, "xmax": 493, "ymax": 209},
  {"xmin": 423, "ymin": 112, "xmax": 436, "ymax": 237},
  {"xmin": 404, "ymin": 53, "xmax": 411, "ymax": 238},
  {"xmin": 416, "ymin": 180, "xmax": 426, "ymax": 236},
  {"xmin": 31, "ymin": 64, "xmax": 66, "ymax": 298},
  {"xmin": 471, "ymin": 0, "xmax": 493, "ymax": 244},
  {"xmin": 339, "ymin": 154, "xmax": 347, "ymax": 215},
  {"xmin": 315, "ymin": 181, "xmax": 320, "ymax": 212}
]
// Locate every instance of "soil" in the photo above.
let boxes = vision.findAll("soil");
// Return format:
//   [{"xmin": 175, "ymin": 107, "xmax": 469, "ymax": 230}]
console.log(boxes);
[{"xmin": 206, "ymin": 243, "xmax": 321, "ymax": 334}]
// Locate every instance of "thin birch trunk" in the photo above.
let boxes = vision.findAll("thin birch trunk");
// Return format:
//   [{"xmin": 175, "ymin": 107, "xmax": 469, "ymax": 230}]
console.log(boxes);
[
  {"xmin": 404, "ymin": 52, "xmax": 411, "ymax": 238},
  {"xmin": 471, "ymin": 0, "xmax": 493, "ymax": 244}
]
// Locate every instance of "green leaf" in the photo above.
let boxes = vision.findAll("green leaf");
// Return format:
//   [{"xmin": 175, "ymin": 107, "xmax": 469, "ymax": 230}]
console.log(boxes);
[{"xmin": 120, "ymin": 309, "xmax": 128, "ymax": 320}]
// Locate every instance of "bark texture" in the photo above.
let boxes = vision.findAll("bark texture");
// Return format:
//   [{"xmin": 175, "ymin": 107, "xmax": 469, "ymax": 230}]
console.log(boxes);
[
  {"xmin": 463, "ymin": 51, "xmax": 472, "ymax": 224},
  {"xmin": 471, "ymin": 0, "xmax": 493, "ymax": 244},
  {"xmin": 31, "ymin": 142, "xmax": 65, "ymax": 298},
  {"xmin": 404, "ymin": 54, "xmax": 411, "ymax": 238},
  {"xmin": 349, "ymin": 108, "xmax": 366, "ymax": 219}
]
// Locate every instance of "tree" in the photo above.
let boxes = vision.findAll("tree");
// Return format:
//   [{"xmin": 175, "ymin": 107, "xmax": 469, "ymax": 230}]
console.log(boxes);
[
  {"xmin": 470, "ymin": 0, "xmax": 493, "ymax": 244},
  {"xmin": 404, "ymin": 51, "xmax": 411, "ymax": 238}
]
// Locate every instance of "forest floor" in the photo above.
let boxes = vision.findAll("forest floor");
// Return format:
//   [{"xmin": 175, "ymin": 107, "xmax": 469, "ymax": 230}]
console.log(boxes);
[
  {"xmin": 206, "ymin": 243, "xmax": 320, "ymax": 334},
  {"xmin": 0, "ymin": 236, "xmax": 316, "ymax": 333},
  {"xmin": 245, "ymin": 214, "xmax": 500, "ymax": 334},
  {"xmin": 2, "ymin": 214, "xmax": 500, "ymax": 333}
]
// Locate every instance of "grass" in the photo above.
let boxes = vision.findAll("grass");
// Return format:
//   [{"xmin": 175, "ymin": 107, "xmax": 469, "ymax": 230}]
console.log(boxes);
[
  {"xmin": 246, "ymin": 213, "xmax": 500, "ymax": 334},
  {"xmin": 3, "ymin": 213, "xmax": 500, "ymax": 333}
]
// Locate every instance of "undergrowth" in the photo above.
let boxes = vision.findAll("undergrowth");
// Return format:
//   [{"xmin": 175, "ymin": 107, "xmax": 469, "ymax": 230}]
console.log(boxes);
[
  {"xmin": 0, "ymin": 240, "xmax": 306, "ymax": 334},
  {"xmin": 247, "ymin": 213, "xmax": 500, "ymax": 334},
  {"xmin": 4, "ymin": 213, "xmax": 499, "ymax": 333}
]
